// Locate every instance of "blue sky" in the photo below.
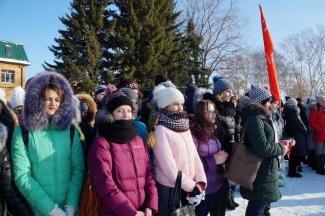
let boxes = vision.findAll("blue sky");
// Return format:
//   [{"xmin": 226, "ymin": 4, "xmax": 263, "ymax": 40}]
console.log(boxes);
[{"xmin": 1, "ymin": 0, "xmax": 325, "ymax": 79}]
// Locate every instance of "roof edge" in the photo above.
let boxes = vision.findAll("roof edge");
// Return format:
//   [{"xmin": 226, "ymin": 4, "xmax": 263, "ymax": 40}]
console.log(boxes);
[{"xmin": 0, "ymin": 57, "xmax": 31, "ymax": 66}]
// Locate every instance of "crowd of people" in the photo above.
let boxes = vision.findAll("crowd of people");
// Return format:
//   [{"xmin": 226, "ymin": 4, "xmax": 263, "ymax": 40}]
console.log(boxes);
[{"xmin": 0, "ymin": 71, "xmax": 324, "ymax": 216}]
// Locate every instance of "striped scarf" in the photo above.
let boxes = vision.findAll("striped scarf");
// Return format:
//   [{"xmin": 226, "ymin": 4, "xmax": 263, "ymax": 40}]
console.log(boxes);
[{"xmin": 157, "ymin": 110, "xmax": 189, "ymax": 132}]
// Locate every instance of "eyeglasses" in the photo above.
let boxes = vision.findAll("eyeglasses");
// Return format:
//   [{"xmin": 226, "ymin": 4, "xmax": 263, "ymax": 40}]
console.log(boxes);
[{"xmin": 204, "ymin": 110, "xmax": 216, "ymax": 115}]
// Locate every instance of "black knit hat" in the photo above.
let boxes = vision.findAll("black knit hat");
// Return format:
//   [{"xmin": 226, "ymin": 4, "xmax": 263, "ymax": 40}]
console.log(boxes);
[
  {"xmin": 155, "ymin": 75, "xmax": 168, "ymax": 86},
  {"xmin": 107, "ymin": 95, "xmax": 133, "ymax": 113}
]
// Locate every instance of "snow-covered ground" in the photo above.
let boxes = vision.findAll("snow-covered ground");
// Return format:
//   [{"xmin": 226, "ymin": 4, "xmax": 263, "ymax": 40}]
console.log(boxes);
[{"xmin": 226, "ymin": 162, "xmax": 325, "ymax": 216}]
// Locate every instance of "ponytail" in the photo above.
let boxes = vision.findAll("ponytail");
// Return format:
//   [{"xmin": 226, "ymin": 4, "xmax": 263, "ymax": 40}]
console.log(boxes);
[{"xmin": 147, "ymin": 110, "xmax": 161, "ymax": 148}]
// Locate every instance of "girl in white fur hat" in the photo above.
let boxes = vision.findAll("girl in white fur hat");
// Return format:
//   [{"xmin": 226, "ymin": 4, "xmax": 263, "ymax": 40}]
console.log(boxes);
[{"xmin": 148, "ymin": 83, "xmax": 207, "ymax": 215}]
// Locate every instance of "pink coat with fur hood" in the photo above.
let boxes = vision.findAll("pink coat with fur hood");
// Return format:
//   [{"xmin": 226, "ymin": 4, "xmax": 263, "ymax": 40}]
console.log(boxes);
[{"xmin": 153, "ymin": 125, "xmax": 207, "ymax": 192}]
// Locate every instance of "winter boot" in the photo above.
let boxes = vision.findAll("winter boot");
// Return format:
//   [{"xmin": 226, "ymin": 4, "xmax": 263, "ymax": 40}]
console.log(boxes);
[
  {"xmin": 230, "ymin": 186, "xmax": 239, "ymax": 207},
  {"xmin": 316, "ymin": 155, "xmax": 325, "ymax": 175},
  {"xmin": 225, "ymin": 186, "xmax": 236, "ymax": 210}
]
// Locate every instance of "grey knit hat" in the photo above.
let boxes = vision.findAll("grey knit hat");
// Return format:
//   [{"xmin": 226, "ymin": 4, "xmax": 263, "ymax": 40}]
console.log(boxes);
[
  {"xmin": 120, "ymin": 88, "xmax": 138, "ymax": 101},
  {"xmin": 249, "ymin": 85, "xmax": 272, "ymax": 103},
  {"xmin": 285, "ymin": 98, "xmax": 298, "ymax": 107},
  {"xmin": 213, "ymin": 76, "xmax": 232, "ymax": 95}
]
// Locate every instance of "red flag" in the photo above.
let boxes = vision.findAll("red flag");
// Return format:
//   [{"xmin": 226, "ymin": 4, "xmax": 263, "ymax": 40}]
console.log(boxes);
[{"xmin": 259, "ymin": 4, "xmax": 281, "ymax": 105}]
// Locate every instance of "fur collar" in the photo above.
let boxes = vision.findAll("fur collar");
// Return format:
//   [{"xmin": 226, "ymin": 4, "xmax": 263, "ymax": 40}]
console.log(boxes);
[
  {"xmin": 0, "ymin": 123, "xmax": 8, "ymax": 151},
  {"xmin": 241, "ymin": 102, "xmax": 272, "ymax": 123},
  {"xmin": 23, "ymin": 72, "xmax": 74, "ymax": 131},
  {"xmin": 76, "ymin": 93, "xmax": 97, "ymax": 125}
]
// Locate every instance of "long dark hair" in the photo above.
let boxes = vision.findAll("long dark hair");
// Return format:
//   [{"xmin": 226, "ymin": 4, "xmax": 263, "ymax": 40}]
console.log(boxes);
[{"xmin": 191, "ymin": 100, "xmax": 217, "ymax": 143}]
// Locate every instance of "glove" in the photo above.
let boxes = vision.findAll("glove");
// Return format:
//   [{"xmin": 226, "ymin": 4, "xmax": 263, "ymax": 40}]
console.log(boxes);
[
  {"xmin": 190, "ymin": 182, "xmax": 206, "ymax": 197},
  {"xmin": 186, "ymin": 182, "xmax": 206, "ymax": 206},
  {"xmin": 64, "ymin": 205, "xmax": 76, "ymax": 216},
  {"xmin": 186, "ymin": 191, "xmax": 205, "ymax": 206},
  {"xmin": 49, "ymin": 204, "xmax": 66, "ymax": 216}
]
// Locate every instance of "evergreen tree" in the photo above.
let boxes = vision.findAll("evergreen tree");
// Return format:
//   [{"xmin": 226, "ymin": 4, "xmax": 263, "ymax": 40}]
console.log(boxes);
[
  {"xmin": 183, "ymin": 18, "xmax": 210, "ymax": 88},
  {"xmin": 44, "ymin": 0, "xmax": 113, "ymax": 93},
  {"xmin": 111, "ymin": 0, "xmax": 188, "ymax": 91}
]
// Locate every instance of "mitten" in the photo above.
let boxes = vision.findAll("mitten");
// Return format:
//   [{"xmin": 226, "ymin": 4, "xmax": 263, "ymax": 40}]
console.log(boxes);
[
  {"xmin": 64, "ymin": 205, "xmax": 76, "ymax": 216},
  {"xmin": 49, "ymin": 204, "xmax": 66, "ymax": 216}
]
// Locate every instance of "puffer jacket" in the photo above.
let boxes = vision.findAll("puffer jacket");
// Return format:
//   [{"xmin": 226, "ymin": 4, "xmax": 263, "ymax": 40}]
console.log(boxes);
[
  {"xmin": 153, "ymin": 125, "xmax": 207, "ymax": 192},
  {"xmin": 240, "ymin": 102, "xmax": 285, "ymax": 202},
  {"xmin": 214, "ymin": 101, "xmax": 240, "ymax": 154},
  {"xmin": 87, "ymin": 136, "xmax": 158, "ymax": 216},
  {"xmin": 11, "ymin": 72, "xmax": 85, "ymax": 216},
  {"xmin": 0, "ymin": 123, "xmax": 33, "ymax": 216}
]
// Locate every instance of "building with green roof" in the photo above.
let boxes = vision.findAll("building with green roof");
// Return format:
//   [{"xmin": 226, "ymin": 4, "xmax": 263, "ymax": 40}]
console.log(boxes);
[{"xmin": 0, "ymin": 40, "xmax": 30, "ymax": 100}]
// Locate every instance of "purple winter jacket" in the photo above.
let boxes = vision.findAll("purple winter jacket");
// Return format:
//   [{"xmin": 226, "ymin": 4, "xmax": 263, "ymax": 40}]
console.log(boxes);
[
  {"xmin": 87, "ymin": 136, "xmax": 158, "ymax": 216},
  {"xmin": 192, "ymin": 137, "xmax": 224, "ymax": 194}
]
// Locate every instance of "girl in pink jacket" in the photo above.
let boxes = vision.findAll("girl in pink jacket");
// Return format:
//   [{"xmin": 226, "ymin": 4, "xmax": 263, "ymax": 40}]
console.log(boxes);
[{"xmin": 148, "ymin": 83, "xmax": 207, "ymax": 215}]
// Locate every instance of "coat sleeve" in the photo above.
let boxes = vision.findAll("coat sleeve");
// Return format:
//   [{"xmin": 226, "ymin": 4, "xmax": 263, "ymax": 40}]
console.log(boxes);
[
  {"xmin": 153, "ymin": 126, "xmax": 196, "ymax": 192},
  {"xmin": 65, "ymin": 128, "xmax": 85, "ymax": 207},
  {"xmin": 0, "ymin": 147, "xmax": 33, "ymax": 216},
  {"xmin": 246, "ymin": 117, "xmax": 285, "ymax": 158},
  {"xmin": 87, "ymin": 138, "xmax": 137, "ymax": 216},
  {"xmin": 11, "ymin": 127, "xmax": 55, "ymax": 215},
  {"xmin": 309, "ymin": 109, "xmax": 321, "ymax": 132},
  {"xmin": 143, "ymin": 142, "xmax": 158, "ymax": 213},
  {"xmin": 190, "ymin": 135, "xmax": 207, "ymax": 185}
]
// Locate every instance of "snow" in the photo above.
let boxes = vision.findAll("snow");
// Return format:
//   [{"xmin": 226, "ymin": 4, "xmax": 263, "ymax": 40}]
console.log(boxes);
[{"xmin": 226, "ymin": 162, "xmax": 325, "ymax": 216}]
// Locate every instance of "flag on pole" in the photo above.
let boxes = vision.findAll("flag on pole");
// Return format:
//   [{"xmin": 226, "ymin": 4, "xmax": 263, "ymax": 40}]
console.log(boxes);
[{"xmin": 259, "ymin": 4, "xmax": 281, "ymax": 104}]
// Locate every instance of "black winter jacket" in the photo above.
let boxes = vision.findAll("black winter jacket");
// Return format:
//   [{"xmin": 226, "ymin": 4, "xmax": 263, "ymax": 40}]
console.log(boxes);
[
  {"xmin": 215, "ymin": 101, "xmax": 240, "ymax": 154},
  {"xmin": 0, "ymin": 122, "xmax": 33, "ymax": 216},
  {"xmin": 283, "ymin": 105, "xmax": 308, "ymax": 156}
]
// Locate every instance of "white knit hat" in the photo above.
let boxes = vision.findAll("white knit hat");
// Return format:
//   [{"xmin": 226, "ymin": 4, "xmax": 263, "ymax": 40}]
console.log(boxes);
[
  {"xmin": 9, "ymin": 86, "xmax": 25, "ymax": 109},
  {"xmin": 316, "ymin": 91, "xmax": 325, "ymax": 103},
  {"xmin": 153, "ymin": 84, "xmax": 184, "ymax": 109},
  {"xmin": 0, "ymin": 88, "xmax": 6, "ymax": 103}
]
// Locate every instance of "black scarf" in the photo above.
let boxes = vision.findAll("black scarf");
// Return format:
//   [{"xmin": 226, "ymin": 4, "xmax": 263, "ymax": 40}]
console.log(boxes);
[
  {"xmin": 99, "ymin": 120, "xmax": 138, "ymax": 143},
  {"xmin": 157, "ymin": 110, "xmax": 189, "ymax": 132}
]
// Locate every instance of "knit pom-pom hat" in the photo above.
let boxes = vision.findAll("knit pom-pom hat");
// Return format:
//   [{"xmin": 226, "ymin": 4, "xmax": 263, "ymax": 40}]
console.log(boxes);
[
  {"xmin": 213, "ymin": 76, "xmax": 232, "ymax": 95},
  {"xmin": 152, "ymin": 84, "xmax": 184, "ymax": 109}
]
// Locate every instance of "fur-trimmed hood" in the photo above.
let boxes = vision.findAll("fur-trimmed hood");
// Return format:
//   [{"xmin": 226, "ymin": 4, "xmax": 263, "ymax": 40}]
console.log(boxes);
[
  {"xmin": 0, "ymin": 122, "xmax": 8, "ymax": 151},
  {"xmin": 241, "ymin": 102, "xmax": 272, "ymax": 123},
  {"xmin": 76, "ymin": 93, "xmax": 97, "ymax": 125},
  {"xmin": 23, "ymin": 71, "xmax": 74, "ymax": 131}
]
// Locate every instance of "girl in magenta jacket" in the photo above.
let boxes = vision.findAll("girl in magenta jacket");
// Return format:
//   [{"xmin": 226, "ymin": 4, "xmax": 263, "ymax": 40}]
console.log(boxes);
[
  {"xmin": 148, "ymin": 83, "xmax": 207, "ymax": 215},
  {"xmin": 87, "ymin": 85, "xmax": 158, "ymax": 216}
]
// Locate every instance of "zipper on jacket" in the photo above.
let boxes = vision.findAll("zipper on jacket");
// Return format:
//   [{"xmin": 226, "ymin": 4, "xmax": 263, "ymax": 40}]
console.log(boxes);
[{"xmin": 128, "ymin": 143, "xmax": 140, "ymax": 207}]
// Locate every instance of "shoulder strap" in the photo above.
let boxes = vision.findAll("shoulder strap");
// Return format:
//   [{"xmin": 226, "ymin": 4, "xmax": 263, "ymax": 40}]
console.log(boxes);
[
  {"xmin": 70, "ymin": 124, "xmax": 75, "ymax": 146},
  {"xmin": 20, "ymin": 125, "xmax": 29, "ymax": 148}
]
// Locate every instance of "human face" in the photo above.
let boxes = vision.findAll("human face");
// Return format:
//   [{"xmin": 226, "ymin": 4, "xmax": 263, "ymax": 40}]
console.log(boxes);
[
  {"xmin": 132, "ymin": 100, "xmax": 139, "ymax": 118},
  {"xmin": 263, "ymin": 100, "xmax": 271, "ymax": 110},
  {"xmin": 270, "ymin": 101, "xmax": 279, "ymax": 113},
  {"xmin": 220, "ymin": 89, "xmax": 233, "ymax": 102},
  {"xmin": 166, "ymin": 102, "xmax": 184, "ymax": 112},
  {"xmin": 112, "ymin": 105, "xmax": 133, "ymax": 120},
  {"xmin": 204, "ymin": 103, "xmax": 216, "ymax": 124},
  {"xmin": 45, "ymin": 89, "xmax": 61, "ymax": 116}
]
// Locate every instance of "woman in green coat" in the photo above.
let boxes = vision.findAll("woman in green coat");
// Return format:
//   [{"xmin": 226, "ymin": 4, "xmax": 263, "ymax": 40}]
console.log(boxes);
[
  {"xmin": 240, "ymin": 85, "xmax": 288, "ymax": 216},
  {"xmin": 11, "ymin": 72, "xmax": 84, "ymax": 216}
]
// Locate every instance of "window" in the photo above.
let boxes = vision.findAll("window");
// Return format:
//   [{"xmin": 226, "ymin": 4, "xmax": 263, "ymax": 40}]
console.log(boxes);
[{"xmin": 1, "ymin": 70, "xmax": 15, "ymax": 83}]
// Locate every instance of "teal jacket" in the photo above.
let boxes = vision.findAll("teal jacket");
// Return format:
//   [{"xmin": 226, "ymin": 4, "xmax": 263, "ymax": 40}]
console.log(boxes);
[{"xmin": 11, "ymin": 125, "xmax": 84, "ymax": 215}]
